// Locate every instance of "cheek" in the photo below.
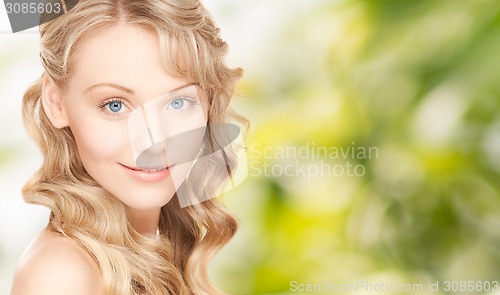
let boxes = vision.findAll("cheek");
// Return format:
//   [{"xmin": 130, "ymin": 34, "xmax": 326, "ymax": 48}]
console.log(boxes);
[{"xmin": 70, "ymin": 118, "xmax": 129, "ymax": 162}]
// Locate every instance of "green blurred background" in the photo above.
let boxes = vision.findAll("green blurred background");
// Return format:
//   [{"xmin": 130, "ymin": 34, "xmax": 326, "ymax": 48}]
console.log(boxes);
[{"xmin": 2, "ymin": 0, "xmax": 500, "ymax": 294}]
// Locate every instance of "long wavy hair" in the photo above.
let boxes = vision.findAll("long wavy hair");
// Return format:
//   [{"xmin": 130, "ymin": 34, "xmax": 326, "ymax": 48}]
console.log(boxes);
[{"xmin": 21, "ymin": 0, "xmax": 243, "ymax": 294}]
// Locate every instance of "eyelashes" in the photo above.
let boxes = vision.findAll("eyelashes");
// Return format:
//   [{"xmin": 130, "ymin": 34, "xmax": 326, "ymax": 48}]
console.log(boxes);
[
  {"xmin": 97, "ymin": 98, "xmax": 129, "ymax": 116},
  {"xmin": 167, "ymin": 97, "xmax": 199, "ymax": 110},
  {"xmin": 97, "ymin": 96, "xmax": 201, "ymax": 117}
]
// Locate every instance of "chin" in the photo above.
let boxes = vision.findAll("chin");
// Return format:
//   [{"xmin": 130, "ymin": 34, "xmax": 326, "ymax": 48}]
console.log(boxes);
[{"xmin": 111, "ymin": 186, "xmax": 177, "ymax": 210}]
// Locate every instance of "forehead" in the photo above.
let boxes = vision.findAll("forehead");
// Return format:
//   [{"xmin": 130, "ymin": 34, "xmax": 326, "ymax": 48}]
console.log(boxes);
[{"xmin": 69, "ymin": 23, "xmax": 188, "ymax": 95}]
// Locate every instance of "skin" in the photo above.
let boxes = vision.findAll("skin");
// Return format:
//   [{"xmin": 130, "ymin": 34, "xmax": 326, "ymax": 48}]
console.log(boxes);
[
  {"xmin": 11, "ymin": 23, "xmax": 208, "ymax": 294},
  {"xmin": 11, "ymin": 229, "xmax": 103, "ymax": 294}
]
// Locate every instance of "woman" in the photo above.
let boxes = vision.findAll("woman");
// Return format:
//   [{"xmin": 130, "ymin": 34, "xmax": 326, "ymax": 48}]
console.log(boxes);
[{"xmin": 11, "ymin": 0, "xmax": 244, "ymax": 294}]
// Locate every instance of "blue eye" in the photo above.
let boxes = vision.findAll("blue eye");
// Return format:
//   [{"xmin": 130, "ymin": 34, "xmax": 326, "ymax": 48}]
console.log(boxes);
[
  {"xmin": 98, "ymin": 98, "xmax": 129, "ymax": 116},
  {"xmin": 108, "ymin": 101, "xmax": 123, "ymax": 112},
  {"xmin": 168, "ymin": 97, "xmax": 198, "ymax": 110},
  {"xmin": 170, "ymin": 98, "xmax": 185, "ymax": 110}
]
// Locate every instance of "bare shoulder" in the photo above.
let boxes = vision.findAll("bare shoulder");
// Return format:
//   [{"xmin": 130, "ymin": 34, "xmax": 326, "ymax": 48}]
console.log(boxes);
[{"xmin": 11, "ymin": 228, "xmax": 102, "ymax": 295}]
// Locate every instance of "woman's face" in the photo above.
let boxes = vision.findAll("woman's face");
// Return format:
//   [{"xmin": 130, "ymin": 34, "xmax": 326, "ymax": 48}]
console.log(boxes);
[{"xmin": 54, "ymin": 24, "xmax": 208, "ymax": 210}]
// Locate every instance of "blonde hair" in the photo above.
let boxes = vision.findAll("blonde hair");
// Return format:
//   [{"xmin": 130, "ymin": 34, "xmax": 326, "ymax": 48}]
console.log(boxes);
[{"xmin": 22, "ymin": 0, "xmax": 243, "ymax": 294}]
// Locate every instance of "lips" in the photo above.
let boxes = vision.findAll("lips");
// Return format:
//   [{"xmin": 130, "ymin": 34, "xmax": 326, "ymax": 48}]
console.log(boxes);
[
  {"xmin": 119, "ymin": 163, "xmax": 173, "ymax": 182},
  {"xmin": 123, "ymin": 165, "xmax": 168, "ymax": 172}
]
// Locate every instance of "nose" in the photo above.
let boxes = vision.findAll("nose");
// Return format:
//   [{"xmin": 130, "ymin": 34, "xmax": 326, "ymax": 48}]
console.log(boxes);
[
  {"xmin": 135, "ymin": 126, "xmax": 208, "ymax": 168},
  {"xmin": 128, "ymin": 98, "xmax": 207, "ymax": 170},
  {"xmin": 136, "ymin": 141, "xmax": 169, "ymax": 169}
]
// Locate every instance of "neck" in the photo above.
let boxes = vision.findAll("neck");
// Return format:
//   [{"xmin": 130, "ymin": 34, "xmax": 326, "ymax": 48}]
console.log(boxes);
[{"xmin": 127, "ymin": 207, "xmax": 161, "ymax": 236}]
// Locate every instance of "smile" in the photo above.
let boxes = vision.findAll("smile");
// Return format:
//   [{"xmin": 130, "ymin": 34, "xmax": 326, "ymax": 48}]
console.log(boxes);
[
  {"xmin": 127, "ymin": 166, "xmax": 168, "ymax": 172},
  {"xmin": 119, "ymin": 163, "xmax": 173, "ymax": 182}
]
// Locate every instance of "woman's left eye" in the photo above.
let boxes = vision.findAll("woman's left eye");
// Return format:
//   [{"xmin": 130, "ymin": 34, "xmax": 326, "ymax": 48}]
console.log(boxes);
[{"xmin": 167, "ymin": 97, "xmax": 196, "ymax": 110}]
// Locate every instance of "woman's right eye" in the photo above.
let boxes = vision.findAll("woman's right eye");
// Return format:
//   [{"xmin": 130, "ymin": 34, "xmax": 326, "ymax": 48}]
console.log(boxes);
[
  {"xmin": 107, "ymin": 101, "xmax": 123, "ymax": 112},
  {"xmin": 98, "ymin": 98, "xmax": 130, "ymax": 116}
]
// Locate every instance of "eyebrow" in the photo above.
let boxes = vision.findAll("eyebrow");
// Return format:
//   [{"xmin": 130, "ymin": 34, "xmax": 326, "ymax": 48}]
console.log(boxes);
[
  {"xmin": 84, "ymin": 83, "xmax": 134, "ymax": 94},
  {"xmin": 169, "ymin": 82, "xmax": 198, "ymax": 93},
  {"xmin": 84, "ymin": 82, "xmax": 198, "ymax": 95}
]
